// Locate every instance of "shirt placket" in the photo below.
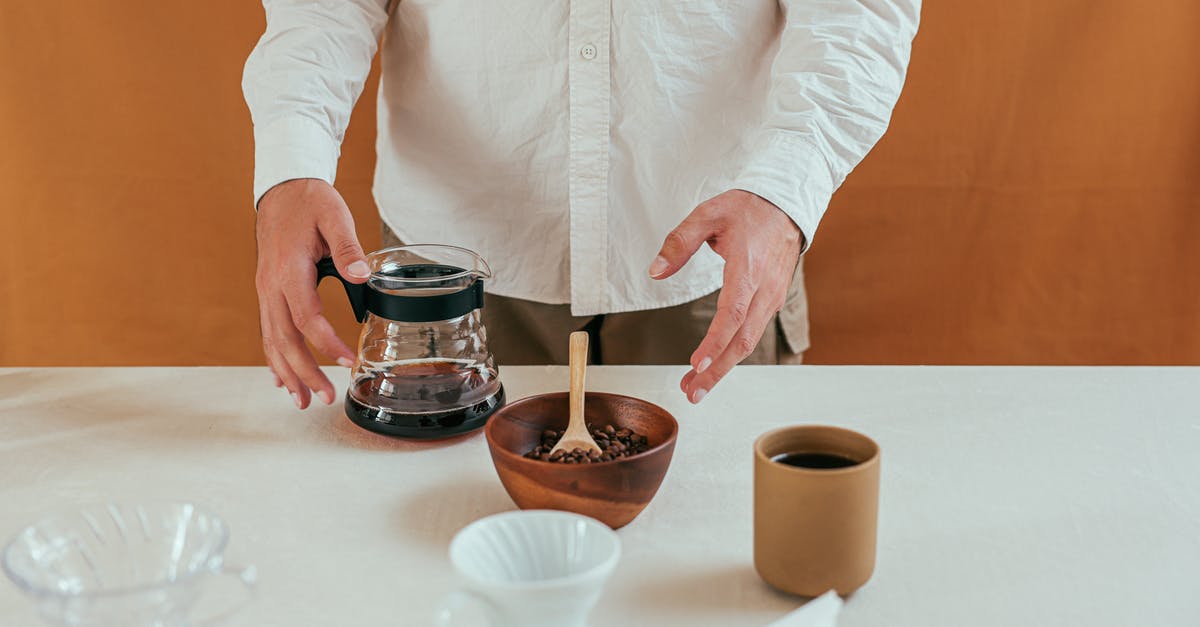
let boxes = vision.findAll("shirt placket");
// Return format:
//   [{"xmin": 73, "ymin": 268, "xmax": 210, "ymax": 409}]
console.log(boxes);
[{"xmin": 567, "ymin": 0, "xmax": 611, "ymax": 316}]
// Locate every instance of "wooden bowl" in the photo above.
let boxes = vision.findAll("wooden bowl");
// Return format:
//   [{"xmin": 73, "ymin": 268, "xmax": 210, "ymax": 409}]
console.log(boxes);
[{"xmin": 484, "ymin": 392, "xmax": 679, "ymax": 529}]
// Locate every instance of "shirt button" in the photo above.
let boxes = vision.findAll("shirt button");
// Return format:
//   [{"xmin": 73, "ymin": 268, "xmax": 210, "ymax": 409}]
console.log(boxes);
[{"xmin": 580, "ymin": 44, "xmax": 597, "ymax": 60}]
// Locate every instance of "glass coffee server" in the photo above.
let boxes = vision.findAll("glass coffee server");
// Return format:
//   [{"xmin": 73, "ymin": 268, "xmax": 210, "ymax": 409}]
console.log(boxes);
[{"xmin": 317, "ymin": 244, "xmax": 505, "ymax": 438}]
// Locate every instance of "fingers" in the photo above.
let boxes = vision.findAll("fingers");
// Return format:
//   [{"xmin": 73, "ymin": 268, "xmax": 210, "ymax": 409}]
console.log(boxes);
[
  {"xmin": 264, "ymin": 291, "xmax": 336, "ymax": 408},
  {"xmin": 318, "ymin": 203, "xmax": 370, "ymax": 283},
  {"xmin": 265, "ymin": 344, "xmax": 308, "ymax": 409},
  {"xmin": 649, "ymin": 210, "xmax": 713, "ymax": 280},
  {"xmin": 281, "ymin": 263, "xmax": 356, "ymax": 367},
  {"xmin": 682, "ymin": 290, "xmax": 777, "ymax": 404},
  {"xmin": 680, "ymin": 369, "xmax": 697, "ymax": 395},
  {"xmin": 688, "ymin": 260, "xmax": 756, "ymax": 372},
  {"xmin": 261, "ymin": 300, "xmax": 308, "ymax": 407}
]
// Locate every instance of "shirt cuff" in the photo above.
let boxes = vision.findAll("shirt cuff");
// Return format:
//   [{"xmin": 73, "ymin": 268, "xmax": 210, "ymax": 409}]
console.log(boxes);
[
  {"xmin": 251, "ymin": 115, "xmax": 341, "ymax": 208},
  {"xmin": 730, "ymin": 134, "xmax": 836, "ymax": 254}
]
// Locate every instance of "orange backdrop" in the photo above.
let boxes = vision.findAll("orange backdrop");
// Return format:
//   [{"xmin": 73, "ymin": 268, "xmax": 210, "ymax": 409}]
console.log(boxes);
[{"xmin": 2, "ymin": 2, "xmax": 1197, "ymax": 366}]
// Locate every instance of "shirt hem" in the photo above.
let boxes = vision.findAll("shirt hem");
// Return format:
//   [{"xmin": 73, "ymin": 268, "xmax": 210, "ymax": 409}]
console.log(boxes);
[{"xmin": 378, "ymin": 211, "xmax": 725, "ymax": 315}]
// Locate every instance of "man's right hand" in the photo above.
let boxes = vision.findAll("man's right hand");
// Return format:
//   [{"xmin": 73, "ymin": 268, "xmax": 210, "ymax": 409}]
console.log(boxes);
[{"xmin": 255, "ymin": 178, "xmax": 368, "ymax": 409}]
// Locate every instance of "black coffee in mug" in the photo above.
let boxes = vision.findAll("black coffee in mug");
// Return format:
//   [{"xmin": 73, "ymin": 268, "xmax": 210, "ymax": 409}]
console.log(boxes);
[{"xmin": 770, "ymin": 452, "xmax": 859, "ymax": 469}]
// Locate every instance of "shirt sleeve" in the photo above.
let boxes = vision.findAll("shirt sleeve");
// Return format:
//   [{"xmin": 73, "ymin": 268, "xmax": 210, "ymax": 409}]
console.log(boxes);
[
  {"xmin": 731, "ymin": 0, "xmax": 921, "ymax": 251},
  {"xmin": 241, "ymin": 0, "xmax": 390, "ymax": 207}
]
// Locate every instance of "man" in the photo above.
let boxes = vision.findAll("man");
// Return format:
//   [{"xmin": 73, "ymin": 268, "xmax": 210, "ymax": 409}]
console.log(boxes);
[{"xmin": 243, "ymin": 1, "xmax": 920, "ymax": 409}]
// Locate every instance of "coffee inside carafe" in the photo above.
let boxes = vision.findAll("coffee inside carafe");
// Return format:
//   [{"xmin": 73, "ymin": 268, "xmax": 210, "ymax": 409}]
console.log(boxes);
[{"xmin": 347, "ymin": 358, "xmax": 504, "ymax": 433}]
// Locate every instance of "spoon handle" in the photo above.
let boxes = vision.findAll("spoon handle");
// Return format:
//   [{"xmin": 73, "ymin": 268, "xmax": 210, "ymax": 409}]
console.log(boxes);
[{"xmin": 568, "ymin": 331, "xmax": 589, "ymax": 435}]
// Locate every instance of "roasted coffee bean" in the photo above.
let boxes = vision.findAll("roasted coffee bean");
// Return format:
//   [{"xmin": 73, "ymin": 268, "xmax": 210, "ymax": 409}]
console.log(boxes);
[{"xmin": 525, "ymin": 423, "xmax": 653, "ymax": 464}]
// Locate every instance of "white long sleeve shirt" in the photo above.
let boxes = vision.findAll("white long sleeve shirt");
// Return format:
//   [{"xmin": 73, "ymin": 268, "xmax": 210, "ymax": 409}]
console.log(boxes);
[{"xmin": 244, "ymin": 0, "xmax": 919, "ymax": 316}]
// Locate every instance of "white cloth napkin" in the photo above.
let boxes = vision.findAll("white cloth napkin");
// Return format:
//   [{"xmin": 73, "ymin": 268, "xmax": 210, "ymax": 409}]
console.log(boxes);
[{"xmin": 765, "ymin": 590, "xmax": 843, "ymax": 627}]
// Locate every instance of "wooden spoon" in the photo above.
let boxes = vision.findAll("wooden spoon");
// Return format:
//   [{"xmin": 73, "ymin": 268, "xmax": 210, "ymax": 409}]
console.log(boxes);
[{"xmin": 550, "ymin": 331, "xmax": 602, "ymax": 455}]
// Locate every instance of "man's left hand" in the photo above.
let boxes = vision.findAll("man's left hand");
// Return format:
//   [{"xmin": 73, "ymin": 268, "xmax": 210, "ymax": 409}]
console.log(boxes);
[{"xmin": 649, "ymin": 189, "xmax": 803, "ymax": 403}]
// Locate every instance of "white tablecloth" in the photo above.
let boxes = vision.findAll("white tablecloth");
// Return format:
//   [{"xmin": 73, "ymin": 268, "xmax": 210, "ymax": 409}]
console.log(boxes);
[{"xmin": 1, "ymin": 366, "xmax": 1198, "ymax": 626}]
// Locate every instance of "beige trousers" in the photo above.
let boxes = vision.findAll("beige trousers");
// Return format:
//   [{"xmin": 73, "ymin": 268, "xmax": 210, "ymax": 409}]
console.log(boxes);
[{"xmin": 383, "ymin": 227, "xmax": 808, "ymax": 366}]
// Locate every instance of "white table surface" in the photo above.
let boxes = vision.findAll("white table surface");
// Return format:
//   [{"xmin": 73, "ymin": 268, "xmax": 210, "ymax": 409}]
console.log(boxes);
[{"xmin": 1, "ymin": 366, "xmax": 1198, "ymax": 626}]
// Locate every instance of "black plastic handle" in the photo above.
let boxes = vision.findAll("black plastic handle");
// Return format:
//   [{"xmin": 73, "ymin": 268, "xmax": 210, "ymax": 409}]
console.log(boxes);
[
  {"xmin": 316, "ymin": 258, "xmax": 369, "ymax": 323},
  {"xmin": 316, "ymin": 257, "xmax": 486, "ymax": 323},
  {"xmin": 370, "ymin": 280, "xmax": 485, "ymax": 323}
]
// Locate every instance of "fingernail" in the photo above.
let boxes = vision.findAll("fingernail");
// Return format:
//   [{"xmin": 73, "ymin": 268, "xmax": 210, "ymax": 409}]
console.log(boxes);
[
  {"xmin": 648, "ymin": 256, "xmax": 669, "ymax": 277},
  {"xmin": 692, "ymin": 388, "xmax": 708, "ymax": 404},
  {"xmin": 337, "ymin": 357, "xmax": 355, "ymax": 368},
  {"xmin": 290, "ymin": 392, "xmax": 302, "ymax": 409},
  {"xmin": 347, "ymin": 260, "xmax": 370, "ymax": 279},
  {"xmin": 696, "ymin": 357, "xmax": 712, "ymax": 373},
  {"xmin": 318, "ymin": 389, "xmax": 335, "ymax": 405}
]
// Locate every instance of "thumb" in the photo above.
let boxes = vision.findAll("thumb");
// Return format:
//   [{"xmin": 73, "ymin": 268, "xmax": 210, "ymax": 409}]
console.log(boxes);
[
  {"xmin": 319, "ymin": 207, "xmax": 369, "ymax": 284},
  {"xmin": 650, "ymin": 212, "xmax": 711, "ymax": 280}
]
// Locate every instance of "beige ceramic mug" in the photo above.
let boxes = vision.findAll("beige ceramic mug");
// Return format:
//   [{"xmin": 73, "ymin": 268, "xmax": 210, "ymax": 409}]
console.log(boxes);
[{"xmin": 754, "ymin": 425, "xmax": 881, "ymax": 597}]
